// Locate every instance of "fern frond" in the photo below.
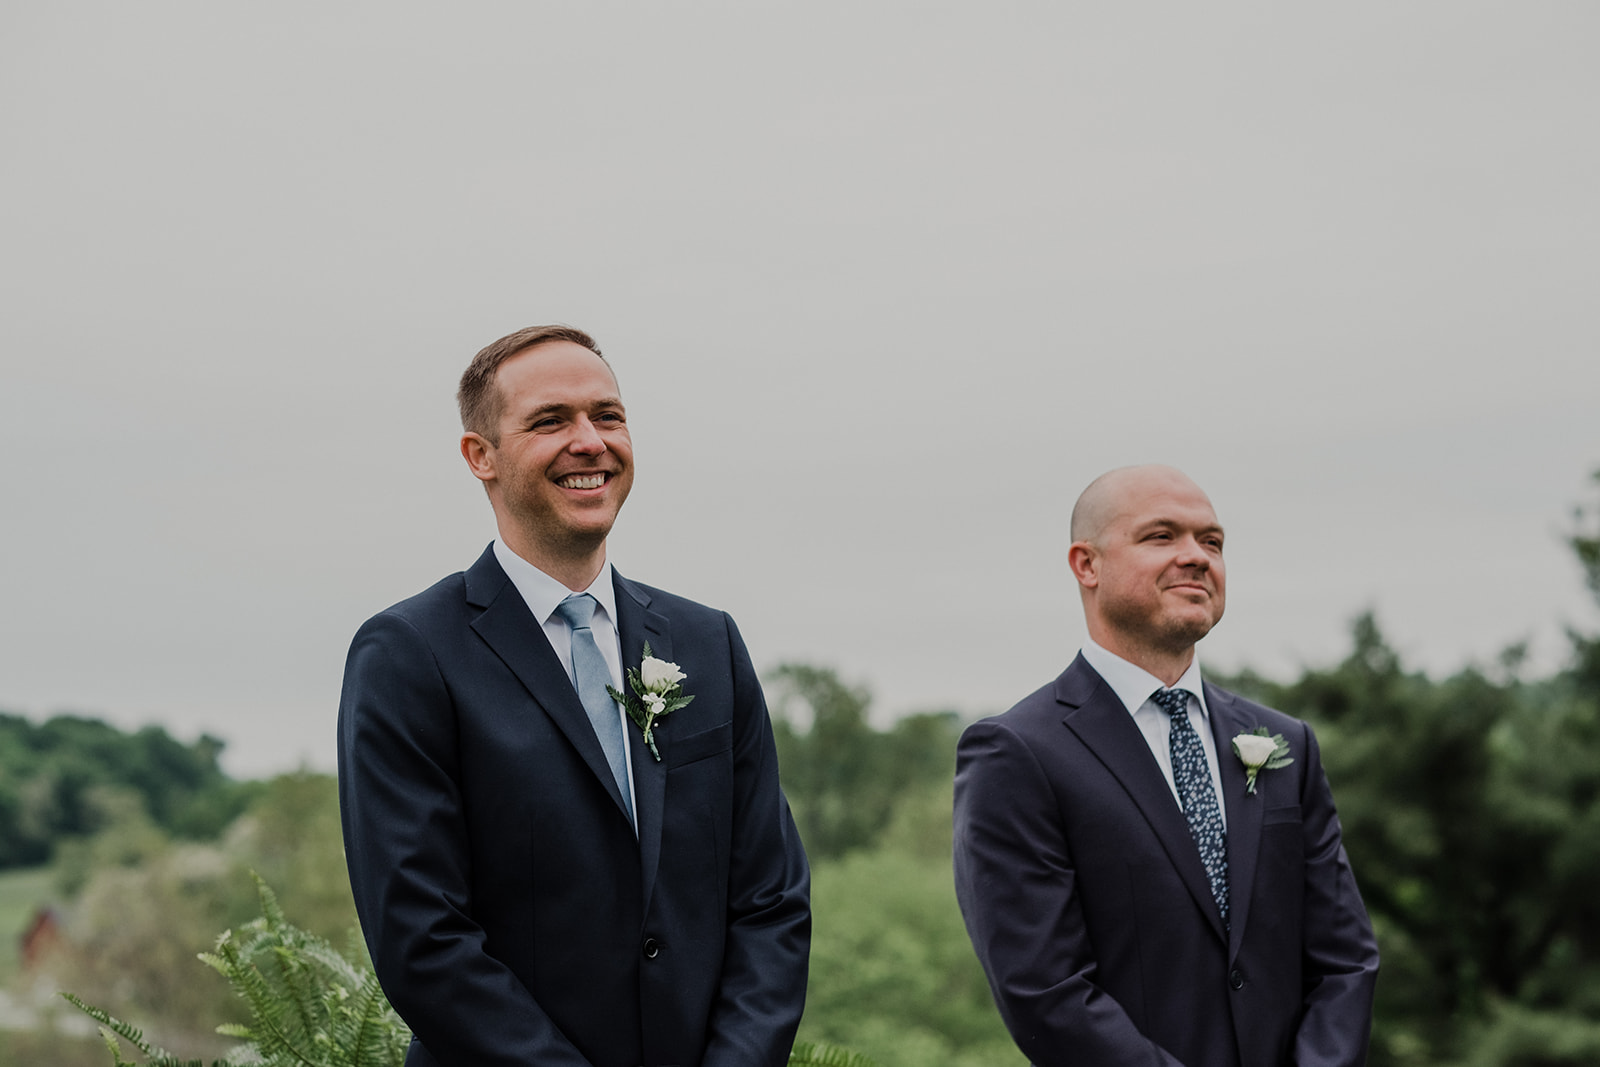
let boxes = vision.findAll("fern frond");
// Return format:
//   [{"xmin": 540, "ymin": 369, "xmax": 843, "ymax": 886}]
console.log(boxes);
[
  {"xmin": 252, "ymin": 872, "xmax": 288, "ymax": 928},
  {"xmin": 63, "ymin": 993, "xmax": 156, "ymax": 1055},
  {"xmin": 63, "ymin": 990, "xmax": 235, "ymax": 1066},
  {"xmin": 197, "ymin": 923, "xmax": 314, "ymax": 1065},
  {"xmin": 63, "ymin": 993, "xmax": 190, "ymax": 1065},
  {"xmin": 787, "ymin": 1039, "xmax": 886, "ymax": 1067},
  {"xmin": 335, "ymin": 971, "xmax": 410, "ymax": 1066},
  {"xmin": 95, "ymin": 1025, "xmax": 137, "ymax": 1067}
]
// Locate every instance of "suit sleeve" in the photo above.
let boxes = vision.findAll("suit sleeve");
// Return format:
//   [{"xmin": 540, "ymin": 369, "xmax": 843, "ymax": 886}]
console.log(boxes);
[
  {"xmin": 338, "ymin": 611, "xmax": 594, "ymax": 1066},
  {"xmin": 953, "ymin": 719, "xmax": 1184, "ymax": 1067},
  {"xmin": 699, "ymin": 613, "xmax": 812, "ymax": 1067},
  {"xmin": 1293, "ymin": 725, "xmax": 1381, "ymax": 1067}
]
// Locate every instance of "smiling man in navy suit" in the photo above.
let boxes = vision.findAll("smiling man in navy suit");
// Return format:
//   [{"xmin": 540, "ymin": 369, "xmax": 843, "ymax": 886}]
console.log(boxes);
[
  {"xmin": 338, "ymin": 325, "xmax": 810, "ymax": 1067},
  {"xmin": 953, "ymin": 465, "xmax": 1378, "ymax": 1067}
]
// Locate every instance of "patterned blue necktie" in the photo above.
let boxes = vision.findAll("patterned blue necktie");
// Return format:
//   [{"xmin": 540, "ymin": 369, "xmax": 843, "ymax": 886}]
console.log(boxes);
[
  {"xmin": 1152, "ymin": 687, "xmax": 1228, "ymax": 927},
  {"xmin": 554, "ymin": 594, "xmax": 633, "ymax": 826}
]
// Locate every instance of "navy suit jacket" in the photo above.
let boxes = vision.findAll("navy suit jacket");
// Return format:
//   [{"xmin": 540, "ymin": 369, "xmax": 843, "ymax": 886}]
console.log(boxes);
[
  {"xmin": 953, "ymin": 655, "xmax": 1378, "ymax": 1067},
  {"xmin": 338, "ymin": 546, "xmax": 810, "ymax": 1067}
]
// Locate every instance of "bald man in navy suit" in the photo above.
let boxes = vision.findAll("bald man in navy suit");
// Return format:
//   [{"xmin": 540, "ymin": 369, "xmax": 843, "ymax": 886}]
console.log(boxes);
[
  {"xmin": 953, "ymin": 465, "xmax": 1378, "ymax": 1067},
  {"xmin": 339, "ymin": 325, "xmax": 810, "ymax": 1067}
]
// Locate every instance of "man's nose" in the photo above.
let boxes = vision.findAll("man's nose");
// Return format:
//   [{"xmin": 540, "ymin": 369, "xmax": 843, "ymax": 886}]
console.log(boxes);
[
  {"xmin": 1175, "ymin": 535, "xmax": 1210, "ymax": 567},
  {"xmin": 568, "ymin": 417, "xmax": 607, "ymax": 453}
]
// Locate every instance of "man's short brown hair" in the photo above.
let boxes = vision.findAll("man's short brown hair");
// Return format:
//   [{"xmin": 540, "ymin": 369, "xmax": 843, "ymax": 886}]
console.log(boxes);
[{"xmin": 457, "ymin": 324, "xmax": 606, "ymax": 443}]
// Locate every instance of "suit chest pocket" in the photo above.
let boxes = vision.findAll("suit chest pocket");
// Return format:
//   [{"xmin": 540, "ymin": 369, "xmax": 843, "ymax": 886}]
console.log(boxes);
[
  {"xmin": 1263, "ymin": 804, "xmax": 1301, "ymax": 826},
  {"xmin": 665, "ymin": 721, "xmax": 732, "ymax": 769}
]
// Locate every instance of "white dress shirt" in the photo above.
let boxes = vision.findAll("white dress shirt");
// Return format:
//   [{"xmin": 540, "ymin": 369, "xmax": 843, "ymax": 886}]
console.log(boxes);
[
  {"xmin": 493, "ymin": 540, "xmax": 638, "ymax": 823},
  {"xmin": 1079, "ymin": 638, "xmax": 1227, "ymax": 829}
]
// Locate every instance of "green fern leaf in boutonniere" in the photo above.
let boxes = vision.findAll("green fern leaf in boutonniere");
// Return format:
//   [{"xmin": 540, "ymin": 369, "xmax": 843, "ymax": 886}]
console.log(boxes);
[
  {"xmin": 607, "ymin": 642, "xmax": 695, "ymax": 761},
  {"xmin": 1231, "ymin": 728, "xmax": 1293, "ymax": 795}
]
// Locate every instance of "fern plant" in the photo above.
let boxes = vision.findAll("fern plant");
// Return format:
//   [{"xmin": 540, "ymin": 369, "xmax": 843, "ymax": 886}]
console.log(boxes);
[
  {"xmin": 66, "ymin": 876, "xmax": 879, "ymax": 1067},
  {"xmin": 67, "ymin": 875, "xmax": 408, "ymax": 1067}
]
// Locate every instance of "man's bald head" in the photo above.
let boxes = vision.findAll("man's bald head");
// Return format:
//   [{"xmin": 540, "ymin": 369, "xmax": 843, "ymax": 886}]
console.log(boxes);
[{"xmin": 1070, "ymin": 465, "xmax": 1212, "ymax": 545}]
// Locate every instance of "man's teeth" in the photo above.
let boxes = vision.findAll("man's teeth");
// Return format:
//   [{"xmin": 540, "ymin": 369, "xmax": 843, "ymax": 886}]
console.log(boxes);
[{"xmin": 559, "ymin": 474, "xmax": 607, "ymax": 489}]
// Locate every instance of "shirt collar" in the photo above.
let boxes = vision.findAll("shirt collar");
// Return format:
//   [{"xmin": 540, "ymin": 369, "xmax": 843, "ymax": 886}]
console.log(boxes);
[
  {"xmin": 492, "ymin": 540, "xmax": 618, "ymax": 627},
  {"xmin": 1080, "ymin": 637, "xmax": 1210, "ymax": 720}
]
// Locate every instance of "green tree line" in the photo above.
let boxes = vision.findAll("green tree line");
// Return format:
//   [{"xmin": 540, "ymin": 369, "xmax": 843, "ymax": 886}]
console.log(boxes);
[{"xmin": 0, "ymin": 715, "xmax": 253, "ymax": 869}]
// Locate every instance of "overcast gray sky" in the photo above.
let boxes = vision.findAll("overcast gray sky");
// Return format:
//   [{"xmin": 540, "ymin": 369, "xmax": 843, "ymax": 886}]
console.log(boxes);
[{"xmin": 3, "ymin": 3, "xmax": 1596, "ymax": 777}]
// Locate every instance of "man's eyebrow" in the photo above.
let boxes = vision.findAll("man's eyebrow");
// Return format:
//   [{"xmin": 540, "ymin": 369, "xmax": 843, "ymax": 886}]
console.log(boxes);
[
  {"xmin": 1133, "ymin": 518, "xmax": 1225, "ymax": 537},
  {"xmin": 519, "ymin": 397, "xmax": 625, "ymax": 421},
  {"xmin": 518, "ymin": 402, "xmax": 566, "ymax": 421}
]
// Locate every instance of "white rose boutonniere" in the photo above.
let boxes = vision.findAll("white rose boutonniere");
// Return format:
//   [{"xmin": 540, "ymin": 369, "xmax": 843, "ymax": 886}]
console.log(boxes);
[
  {"xmin": 608, "ymin": 642, "xmax": 695, "ymax": 761},
  {"xmin": 1231, "ymin": 728, "xmax": 1293, "ymax": 795},
  {"xmin": 640, "ymin": 656, "xmax": 687, "ymax": 691}
]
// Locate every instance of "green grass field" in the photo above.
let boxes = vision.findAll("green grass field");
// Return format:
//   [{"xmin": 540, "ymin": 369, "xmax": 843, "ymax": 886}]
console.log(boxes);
[{"xmin": 0, "ymin": 866, "xmax": 55, "ymax": 984}]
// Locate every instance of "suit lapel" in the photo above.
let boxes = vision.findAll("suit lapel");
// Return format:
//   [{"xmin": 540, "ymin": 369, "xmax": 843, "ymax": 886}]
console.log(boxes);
[
  {"xmin": 464, "ymin": 547, "xmax": 634, "ymax": 825},
  {"xmin": 612, "ymin": 569, "xmax": 672, "ymax": 909},
  {"xmin": 1057, "ymin": 656, "xmax": 1228, "ymax": 944},
  {"xmin": 1208, "ymin": 684, "xmax": 1265, "ymax": 960}
]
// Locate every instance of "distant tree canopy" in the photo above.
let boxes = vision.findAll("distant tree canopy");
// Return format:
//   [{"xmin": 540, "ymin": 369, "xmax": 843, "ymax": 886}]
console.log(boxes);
[
  {"xmin": 0, "ymin": 714, "xmax": 251, "ymax": 868},
  {"xmin": 1215, "ymin": 613, "xmax": 1600, "ymax": 1066},
  {"xmin": 768, "ymin": 663, "xmax": 965, "ymax": 862}
]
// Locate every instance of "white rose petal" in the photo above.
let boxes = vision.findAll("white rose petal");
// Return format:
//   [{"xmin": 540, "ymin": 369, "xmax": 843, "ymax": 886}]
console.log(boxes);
[
  {"xmin": 644, "ymin": 693, "xmax": 667, "ymax": 716},
  {"xmin": 641, "ymin": 657, "xmax": 687, "ymax": 692},
  {"xmin": 1234, "ymin": 734, "xmax": 1279, "ymax": 766}
]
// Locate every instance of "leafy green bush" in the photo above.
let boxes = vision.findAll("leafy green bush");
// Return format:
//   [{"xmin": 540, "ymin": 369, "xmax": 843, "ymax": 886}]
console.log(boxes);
[
  {"xmin": 1457, "ymin": 1000, "xmax": 1600, "ymax": 1067},
  {"xmin": 799, "ymin": 814, "xmax": 1023, "ymax": 1067}
]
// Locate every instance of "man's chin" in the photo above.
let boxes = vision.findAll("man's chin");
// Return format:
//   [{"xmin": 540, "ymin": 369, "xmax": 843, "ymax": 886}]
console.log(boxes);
[
  {"xmin": 505, "ymin": 508, "xmax": 621, "ymax": 558},
  {"xmin": 560, "ymin": 513, "xmax": 626, "ymax": 551},
  {"xmin": 1162, "ymin": 614, "xmax": 1220, "ymax": 647},
  {"xmin": 554, "ymin": 523, "xmax": 617, "ymax": 551}
]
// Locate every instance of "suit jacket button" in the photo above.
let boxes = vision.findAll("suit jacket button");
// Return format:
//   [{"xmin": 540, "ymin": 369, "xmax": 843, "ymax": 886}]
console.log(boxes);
[
  {"xmin": 643, "ymin": 937, "xmax": 660, "ymax": 959},
  {"xmin": 1229, "ymin": 968, "xmax": 1245, "ymax": 990}
]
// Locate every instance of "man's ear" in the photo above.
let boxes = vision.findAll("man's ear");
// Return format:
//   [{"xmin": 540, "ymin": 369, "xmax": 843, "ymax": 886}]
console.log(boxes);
[
  {"xmin": 461, "ymin": 433, "xmax": 496, "ymax": 483},
  {"xmin": 1067, "ymin": 541, "xmax": 1099, "ymax": 589}
]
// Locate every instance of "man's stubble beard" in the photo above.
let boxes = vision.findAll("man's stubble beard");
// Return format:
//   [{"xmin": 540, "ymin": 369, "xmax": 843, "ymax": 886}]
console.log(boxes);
[{"xmin": 1100, "ymin": 595, "xmax": 1222, "ymax": 659}]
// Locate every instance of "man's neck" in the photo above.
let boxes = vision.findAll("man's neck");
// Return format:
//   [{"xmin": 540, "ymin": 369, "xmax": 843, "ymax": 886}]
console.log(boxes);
[
  {"xmin": 497, "ymin": 528, "xmax": 607, "ymax": 592},
  {"xmin": 1087, "ymin": 631, "xmax": 1195, "ymax": 688}
]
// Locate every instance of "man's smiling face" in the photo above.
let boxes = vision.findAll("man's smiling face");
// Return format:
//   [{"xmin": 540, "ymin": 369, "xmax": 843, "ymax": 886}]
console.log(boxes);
[
  {"xmin": 1080, "ymin": 466, "xmax": 1226, "ymax": 658},
  {"xmin": 477, "ymin": 339, "xmax": 634, "ymax": 560}
]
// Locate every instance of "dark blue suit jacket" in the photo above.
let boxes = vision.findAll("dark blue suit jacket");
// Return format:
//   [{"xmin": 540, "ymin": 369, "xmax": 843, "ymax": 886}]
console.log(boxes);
[
  {"xmin": 338, "ymin": 546, "xmax": 810, "ymax": 1067},
  {"xmin": 953, "ymin": 655, "xmax": 1378, "ymax": 1067}
]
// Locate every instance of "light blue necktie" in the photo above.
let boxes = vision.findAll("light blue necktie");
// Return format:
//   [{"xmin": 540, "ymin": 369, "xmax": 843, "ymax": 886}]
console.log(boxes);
[
  {"xmin": 554, "ymin": 594, "xmax": 633, "ymax": 825},
  {"xmin": 1152, "ymin": 687, "xmax": 1229, "ymax": 928}
]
